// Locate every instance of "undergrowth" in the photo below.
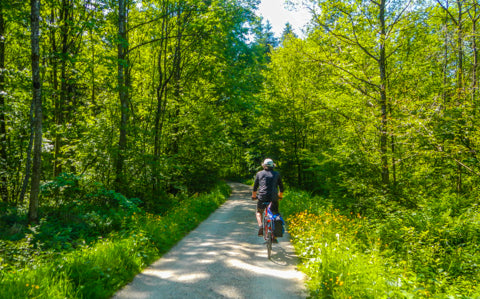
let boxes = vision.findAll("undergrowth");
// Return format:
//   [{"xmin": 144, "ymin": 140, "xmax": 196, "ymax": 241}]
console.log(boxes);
[
  {"xmin": 0, "ymin": 181, "xmax": 230, "ymax": 299},
  {"xmin": 281, "ymin": 190, "xmax": 480, "ymax": 298}
]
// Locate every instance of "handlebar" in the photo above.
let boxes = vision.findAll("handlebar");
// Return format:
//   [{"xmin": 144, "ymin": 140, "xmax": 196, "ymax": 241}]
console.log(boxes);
[{"xmin": 252, "ymin": 196, "xmax": 283, "ymax": 200}]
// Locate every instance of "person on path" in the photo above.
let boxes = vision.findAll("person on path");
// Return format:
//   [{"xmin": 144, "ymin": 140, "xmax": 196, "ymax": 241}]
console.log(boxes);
[{"xmin": 252, "ymin": 158, "xmax": 284, "ymax": 237}]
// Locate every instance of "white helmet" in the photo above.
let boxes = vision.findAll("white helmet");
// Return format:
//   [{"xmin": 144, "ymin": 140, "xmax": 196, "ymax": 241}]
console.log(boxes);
[{"xmin": 263, "ymin": 158, "xmax": 275, "ymax": 168}]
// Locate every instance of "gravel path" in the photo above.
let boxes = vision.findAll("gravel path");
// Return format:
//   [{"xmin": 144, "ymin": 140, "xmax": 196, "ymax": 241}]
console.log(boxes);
[{"xmin": 112, "ymin": 182, "xmax": 307, "ymax": 299}]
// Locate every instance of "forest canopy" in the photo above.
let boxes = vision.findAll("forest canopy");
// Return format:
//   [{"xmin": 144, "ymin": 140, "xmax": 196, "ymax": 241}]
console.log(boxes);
[
  {"xmin": 0, "ymin": 0, "xmax": 479, "ymax": 221},
  {"xmin": 0, "ymin": 0, "xmax": 277, "ymax": 220}
]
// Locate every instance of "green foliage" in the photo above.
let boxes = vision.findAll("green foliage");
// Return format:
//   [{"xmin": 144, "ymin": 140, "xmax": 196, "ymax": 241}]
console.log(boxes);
[
  {"xmin": 254, "ymin": 3, "xmax": 480, "ymax": 296},
  {"xmin": 0, "ymin": 174, "xmax": 145, "ymax": 268},
  {"xmin": 41, "ymin": 173, "xmax": 80, "ymax": 197},
  {"xmin": 1, "ymin": 0, "xmax": 268, "ymax": 211},
  {"xmin": 282, "ymin": 191, "xmax": 480, "ymax": 298},
  {"xmin": 0, "ymin": 181, "xmax": 230, "ymax": 299}
]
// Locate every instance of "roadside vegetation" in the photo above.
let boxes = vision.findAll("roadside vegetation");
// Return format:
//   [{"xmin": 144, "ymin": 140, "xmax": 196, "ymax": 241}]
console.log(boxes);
[
  {"xmin": 0, "ymin": 176, "xmax": 230, "ymax": 299},
  {"xmin": 282, "ymin": 190, "xmax": 480, "ymax": 298}
]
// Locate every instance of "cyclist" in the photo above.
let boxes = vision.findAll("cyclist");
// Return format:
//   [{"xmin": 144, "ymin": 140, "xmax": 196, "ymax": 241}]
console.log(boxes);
[{"xmin": 252, "ymin": 158, "xmax": 284, "ymax": 238}]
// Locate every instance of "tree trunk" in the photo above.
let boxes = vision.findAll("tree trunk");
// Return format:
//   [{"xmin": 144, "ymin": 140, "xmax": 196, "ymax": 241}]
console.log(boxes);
[
  {"xmin": 0, "ymin": 5, "xmax": 8, "ymax": 203},
  {"xmin": 390, "ymin": 107, "xmax": 397, "ymax": 189},
  {"xmin": 153, "ymin": 3, "xmax": 171, "ymax": 196},
  {"xmin": 170, "ymin": 6, "xmax": 183, "ymax": 156},
  {"xmin": 456, "ymin": 0, "xmax": 464, "ymax": 94},
  {"xmin": 471, "ymin": 3, "xmax": 479, "ymax": 112},
  {"xmin": 50, "ymin": 8, "xmax": 61, "ymax": 178},
  {"xmin": 455, "ymin": 0, "xmax": 464, "ymax": 193},
  {"xmin": 153, "ymin": 49, "xmax": 167, "ymax": 196},
  {"xmin": 442, "ymin": 10, "xmax": 449, "ymax": 109},
  {"xmin": 29, "ymin": 0, "xmax": 43, "ymax": 224},
  {"xmin": 379, "ymin": 0, "xmax": 390, "ymax": 188},
  {"xmin": 90, "ymin": 27, "xmax": 96, "ymax": 111},
  {"xmin": 19, "ymin": 101, "xmax": 34, "ymax": 204},
  {"xmin": 115, "ymin": 0, "xmax": 128, "ymax": 192}
]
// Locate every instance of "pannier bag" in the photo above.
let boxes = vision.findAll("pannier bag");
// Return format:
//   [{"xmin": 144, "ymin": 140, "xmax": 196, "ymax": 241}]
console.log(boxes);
[
  {"xmin": 273, "ymin": 215, "xmax": 284, "ymax": 237},
  {"xmin": 272, "ymin": 215, "xmax": 285, "ymax": 237},
  {"xmin": 267, "ymin": 205, "xmax": 285, "ymax": 237}
]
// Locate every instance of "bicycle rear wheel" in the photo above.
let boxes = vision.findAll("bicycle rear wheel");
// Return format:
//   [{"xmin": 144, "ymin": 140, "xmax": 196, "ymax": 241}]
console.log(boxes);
[
  {"xmin": 263, "ymin": 215, "xmax": 272, "ymax": 259},
  {"xmin": 267, "ymin": 231, "xmax": 273, "ymax": 258}
]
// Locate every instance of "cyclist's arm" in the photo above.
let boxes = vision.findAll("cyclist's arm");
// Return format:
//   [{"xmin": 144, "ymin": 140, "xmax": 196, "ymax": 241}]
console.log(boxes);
[
  {"xmin": 253, "ymin": 173, "xmax": 259, "ymax": 191},
  {"xmin": 252, "ymin": 173, "xmax": 259, "ymax": 199},
  {"xmin": 278, "ymin": 175, "xmax": 284, "ymax": 199}
]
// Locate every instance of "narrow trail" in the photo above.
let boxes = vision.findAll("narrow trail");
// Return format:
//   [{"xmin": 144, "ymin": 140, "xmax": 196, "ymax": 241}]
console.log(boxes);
[{"xmin": 113, "ymin": 182, "xmax": 307, "ymax": 299}]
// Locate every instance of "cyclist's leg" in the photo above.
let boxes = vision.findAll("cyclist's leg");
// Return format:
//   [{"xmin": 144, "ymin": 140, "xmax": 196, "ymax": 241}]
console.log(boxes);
[
  {"xmin": 256, "ymin": 208, "xmax": 263, "ymax": 227},
  {"xmin": 256, "ymin": 201, "xmax": 269, "ymax": 236}
]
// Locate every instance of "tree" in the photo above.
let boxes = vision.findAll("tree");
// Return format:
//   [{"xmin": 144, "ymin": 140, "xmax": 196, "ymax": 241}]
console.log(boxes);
[
  {"xmin": 29, "ymin": 0, "xmax": 42, "ymax": 224},
  {"xmin": 0, "ymin": 3, "xmax": 8, "ymax": 202},
  {"xmin": 468, "ymin": 0, "xmax": 480, "ymax": 107},
  {"xmin": 0, "ymin": 0, "xmax": 270, "ymax": 212},
  {"xmin": 305, "ymin": 0, "xmax": 415, "ymax": 190},
  {"xmin": 281, "ymin": 22, "xmax": 297, "ymax": 43},
  {"xmin": 115, "ymin": 0, "xmax": 129, "ymax": 192},
  {"xmin": 48, "ymin": 0, "xmax": 90, "ymax": 177}
]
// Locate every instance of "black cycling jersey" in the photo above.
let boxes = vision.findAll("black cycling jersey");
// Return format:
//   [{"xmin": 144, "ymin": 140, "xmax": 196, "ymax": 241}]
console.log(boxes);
[{"xmin": 253, "ymin": 168, "xmax": 284, "ymax": 202}]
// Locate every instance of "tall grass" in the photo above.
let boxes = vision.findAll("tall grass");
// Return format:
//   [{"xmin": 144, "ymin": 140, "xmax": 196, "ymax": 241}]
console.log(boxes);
[
  {"xmin": 0, "ymin": 182, "xmax": 230, "ymax": 299},
  {"xmin": 281, "ymin": 190, "xmax": 480, "ymax": 298}
]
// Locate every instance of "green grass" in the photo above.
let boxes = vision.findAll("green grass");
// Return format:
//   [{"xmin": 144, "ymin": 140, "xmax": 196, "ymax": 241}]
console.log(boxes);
[{"xmin": 0, "ymin": 182, "xmax": 231, "ymax": 299}]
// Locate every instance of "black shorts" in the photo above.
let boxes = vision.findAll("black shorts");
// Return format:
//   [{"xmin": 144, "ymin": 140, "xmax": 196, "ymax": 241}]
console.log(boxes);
[
  {"xmin": 256, "ymin": 200, "xmax": 279, "ymax": 214},
  {"xmin": 256, "ymin": 201, "xmax": 271, "ymax": 213}
]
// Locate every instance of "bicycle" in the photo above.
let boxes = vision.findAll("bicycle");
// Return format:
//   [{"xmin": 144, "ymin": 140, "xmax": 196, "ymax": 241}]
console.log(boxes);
[
  {"xmin": 262, "ymin": 202, "xmax": 275, "ymax": 259},
  {"xmin": 253, "ymin": 197, "xmax": 275, "ymax": 259},
  {"xmin": 252, "ymin": 196, "xmax": 284, "ymax": 259}
]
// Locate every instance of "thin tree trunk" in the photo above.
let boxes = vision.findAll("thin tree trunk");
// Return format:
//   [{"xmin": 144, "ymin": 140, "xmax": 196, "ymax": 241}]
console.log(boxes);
[
  {"xmin": 170, "ymin": 6, "xmax": 183, "ymax": 156},
  {"xmin": 443, "ymin": 16, "xmax": 448, "ymax": 109},
  {"xmin": 456, "ymin": 0, "xmax": 464, "ymax": 94},
  {"xmin": 390, "ymin": 106, "xmax": 396, "ymax": 189},
  {"xmin": 50, "ymin": 8, "xmax": 61, "ymax": 178},
  {"xmin": 53, "ymin": 0, "xmax": 74, "ymax": 177},
  {"xmin": 153, "ymin": 2, "xmax": 173, "ymax": 197},
  {"xmin": 471, "ymin": 3, "xmax": 479, "ymax": 112},
  {"xmin": 438, "ymin": 0, "xmax": 467, "ymax": 193},
  {"xmin": 154, "ymin": 4, "xmax": 167, "ymax": 163},
  {"xmin": 19, "ymin": 101, "xmax": 35, "ymax": 204},
  {"xmin": 55, "ymin": 0, "xmax": 68, "ymax": 177},
  {"xmin": 90, "ymin": 28, "xmax": 96, "ymax": 110},
  {"xmin": 115, "ymin": 0, "xmax": 128, "ymax": 192},
  {"xmin": 29, "ymin": 0, "xmax": 43, "ymax": 224},
  {"xmin": 379, "ymin": 0, "xmax": 389, "ymax": 188},
  {"xmin": 153, "ymin": 45, "xmax": 167, "ymax": 196},
  {"xmin": 0, "ymin": 5, "xmax": 8, "ymax": 203},
  {"xmin": 457, "ymin": 163, "xmax": 462, "ymax": 194},
  {"xmin": 455, "ymin": 0, "xmax": 464, "ymax": 193}
]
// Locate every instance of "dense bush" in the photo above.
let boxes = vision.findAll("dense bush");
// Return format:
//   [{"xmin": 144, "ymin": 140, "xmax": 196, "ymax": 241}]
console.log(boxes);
[{"xmin": 0, "ymin": 174, "xmax": 146, "ymax": 268}]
